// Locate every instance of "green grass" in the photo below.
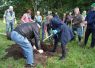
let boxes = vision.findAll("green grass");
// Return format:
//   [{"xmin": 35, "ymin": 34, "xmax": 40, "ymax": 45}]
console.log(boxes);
[{"xmin": 0, "ymin": 19, "xmax": 95, "ymax": 68}]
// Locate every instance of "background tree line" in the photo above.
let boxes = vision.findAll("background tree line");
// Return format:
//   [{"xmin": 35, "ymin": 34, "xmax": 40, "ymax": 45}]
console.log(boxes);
[{"xmin": 0, "ymin": 0, "xmax": 95, "ymax": 18}]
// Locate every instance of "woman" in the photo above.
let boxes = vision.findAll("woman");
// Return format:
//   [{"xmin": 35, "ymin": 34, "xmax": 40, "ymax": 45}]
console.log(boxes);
[{"xmin": 21, "ymin": 9, "xmax": 34, "ymax": 23}]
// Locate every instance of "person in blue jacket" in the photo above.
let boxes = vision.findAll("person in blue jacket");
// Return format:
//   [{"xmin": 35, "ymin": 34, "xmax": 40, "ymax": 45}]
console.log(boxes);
[
  {"xmin": 84, "ymin": 3, "xmax": 95, "ymax": 48},
  {"xmin": 48, "ymin": 13, "xmax": 74, "ymax": 60}
]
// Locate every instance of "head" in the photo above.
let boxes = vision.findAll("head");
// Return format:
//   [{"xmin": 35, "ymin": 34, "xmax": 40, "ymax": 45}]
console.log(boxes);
[
  {"xmin": 47, "ymin": 15, "xmax": 53, "ymax": 21},
  {"xmin": 27, "ymin": 9, "xmax": 32, "ymax": 15},
  {"xmin": 74, "ymin": 7, "xmax": 80, "ymax": 15},
  {"xmin": 69, "ymin": 12, "xmax": 72, "ymax": 15},
  {"xmin": 83, "ymin": 10, "xmax": 86, "ymax": 14},
  {"xmin": 55, "ymin": 12, "xmax": 58, "ymax": 15},
  {"xmin": 9, "ymin": 6, "xmax": 13, "ymax": 11},
  {"xmin": 91, "ymin": 3, "xmax": 95, "ymax": 11},
  {"xmin": 48, "ymin": 11, "xmax": 52, "ymax": 15},
  {"xmin": 37, "ymin": 11, "xmax": 40, "ymax": 15}
]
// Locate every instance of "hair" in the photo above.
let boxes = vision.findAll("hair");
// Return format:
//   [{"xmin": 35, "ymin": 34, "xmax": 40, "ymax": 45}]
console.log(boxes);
[{"xmin": 27, "ymin": 9, "xmax": 32, "ymax": 13}]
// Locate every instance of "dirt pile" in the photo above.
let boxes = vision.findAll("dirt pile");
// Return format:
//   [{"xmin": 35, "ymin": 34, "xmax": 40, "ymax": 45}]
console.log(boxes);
[{"xmin": 3, "ymin": 43, "xmax": 61, "ymax": 66}]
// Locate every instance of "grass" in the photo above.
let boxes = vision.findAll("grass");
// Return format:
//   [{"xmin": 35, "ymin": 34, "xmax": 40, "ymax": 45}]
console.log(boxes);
[{"xmin": 0, "ymin": 19, "xmax": 95, "ymax": 68}]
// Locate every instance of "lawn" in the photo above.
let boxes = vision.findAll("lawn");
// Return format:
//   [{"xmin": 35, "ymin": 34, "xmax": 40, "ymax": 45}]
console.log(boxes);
[{"xmin": 0, "ymin": 19, "xmax": 95, "ymax": 68}]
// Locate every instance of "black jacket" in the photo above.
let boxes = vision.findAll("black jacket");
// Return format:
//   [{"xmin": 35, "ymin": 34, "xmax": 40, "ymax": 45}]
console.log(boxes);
[{"xmin": 14, "ymin": 23, "xmax": 40, "ymax": 49}]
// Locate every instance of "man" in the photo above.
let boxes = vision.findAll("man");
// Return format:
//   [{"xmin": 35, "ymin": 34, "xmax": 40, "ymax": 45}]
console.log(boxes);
[
  {"xmin": 42, "ymin": 13, "xmax": 52, "ymax": 42},
  {"xmin": 48, "ymin": 13, "xmax": 74, "ymax": 60},
  {"xmin": 11, "ymin": 22, "xmax": 43, "ymax": 68},
  {"xmin": 84, "ymin": 3, "xmax": 95, "ymax": 48},
  {"xmin": 3, "ymin": 6, "xmax": 16, "ymax": 36},
  {"xmin": 72, "ymin": 7, "xmax": 83, "ymax": 45}
]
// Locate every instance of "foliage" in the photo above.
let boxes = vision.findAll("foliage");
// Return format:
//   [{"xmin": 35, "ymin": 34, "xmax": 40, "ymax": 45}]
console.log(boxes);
[{"xmin": 0, "ymin": 0, "xmax": 95, "ymax": 18}]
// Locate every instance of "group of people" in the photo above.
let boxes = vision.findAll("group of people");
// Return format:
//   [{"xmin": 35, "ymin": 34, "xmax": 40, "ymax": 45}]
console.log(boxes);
[
  {"xmin": 62, "ymin": 4, "xmax": 95, "ymax": 48},
  {"xmin": 3, "ymin": 3, "xmax": 95, "ymax": 68},
  {"xmin": 62, "ymin": 7, "xmax": 87, "ymax": 45}
]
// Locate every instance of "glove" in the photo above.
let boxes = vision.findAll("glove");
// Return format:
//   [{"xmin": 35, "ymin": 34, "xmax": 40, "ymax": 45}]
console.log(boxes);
[
  {"xmin": 53, "ymin": 30, "xmax": 58, "ymax": 34},
  {"xmin": 38, "ymin": 49, "xmax": 44, "ymax": 54},
  {"xmin": 33, "ymin": 45, "xmax": 37, "ymax": 50}
]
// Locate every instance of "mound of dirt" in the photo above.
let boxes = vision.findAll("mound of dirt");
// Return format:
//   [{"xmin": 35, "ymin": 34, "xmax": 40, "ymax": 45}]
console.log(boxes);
[{"xmin": 3, "ymin": 43, "xmax": 62, "ymax": 66}]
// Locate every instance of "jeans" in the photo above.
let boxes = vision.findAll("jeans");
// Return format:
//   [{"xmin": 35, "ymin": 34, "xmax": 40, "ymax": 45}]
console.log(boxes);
[
  {"xmin": 77, "ymin": 27, "xmax": 83, "ymax": 37},
  {"xmin": 11, "ymin": 31, "xmax": 34, "ymax": 64},
  {"xmin": 72, "ymin": 26, "xmax": 83, "ymax": 42},
  {"xmin": 6, "ymin": 20, "xmax": 14, "ymax": 33}
]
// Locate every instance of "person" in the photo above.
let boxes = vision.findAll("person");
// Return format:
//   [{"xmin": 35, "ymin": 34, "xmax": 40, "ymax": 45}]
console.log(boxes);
[
  {"xmin": 82, "ymin": 10, "xmax": 87, "ymax": 18},
  {"xmin": 84, "ymin": 3, "xmax": 95, "ymax": 48},
  {"xmin": 65, "ymin": 12, "xmax": 73, "ymax": 27},
  {"xmin": 72, "ymin": 7, "xmax": 83, "ymax": 45},
  {"xmin": 42, "ymin": 12, "xmax": 52, "ymax": 42},
  {"xmin": 21, "ymin": 9, "xmax": 34, "ymax": 23},
  {"xmin": 34, "ymin": 11, "xmax": 42, "ymax": 26},
  {"xmin": 48, "ymin": 13, "xmax": 74, "ymax": 60},
  {"xmin": 62, "ymin": 13, "xmax": 66, "ymax": 23},
  {"xmin": 42, "ymin": 14, "xmax": 49, "ymax": 41},
  {"xmin": 10, "ymin": 22, "xmax": 44, "ymax": 68},
  {"xmin": 81, "ymin": 10, "xmax": 87, "ymax": 35},
  {"xmin": 3, "ymin": 6, "xmax": 16, "ymax": 36}
]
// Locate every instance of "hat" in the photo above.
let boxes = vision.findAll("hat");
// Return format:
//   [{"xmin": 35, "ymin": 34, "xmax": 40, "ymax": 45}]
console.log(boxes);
[{"xmin": 91, "ymin": 3, "xmax": 95, "ymax": 7}]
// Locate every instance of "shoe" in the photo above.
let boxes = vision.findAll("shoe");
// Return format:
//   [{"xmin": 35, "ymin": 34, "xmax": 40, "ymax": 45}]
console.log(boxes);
[
  {"xmin": 59, "ymin": 56, "xmax": 65, "ymax": 60},
  {"xmin": 90, "ymin": 46, "xmax": 94, "ymax": 48},
  {"xmin": 25, "ymin": 64, "xmax": 36, "ymax": 68},
  {"xmin": 80, "ymin": 43, "xmax": 86, "ymax": 48}
]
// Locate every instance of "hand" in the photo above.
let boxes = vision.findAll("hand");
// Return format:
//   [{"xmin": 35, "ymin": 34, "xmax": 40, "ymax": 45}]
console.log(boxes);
[
  {"xmin": 3, "ymin": 18, "xmax": 6, "ymax": 23},
  {"xmin": 33, "ymin": 20, "xmax": 35, "ymax": 23},
  {"xmin": 15, "ymin": 19, "xmax": 17, "ymax": 24},
  {"xmin": 33, "ymin": 45, "xmax": 37, "ymax": 50},
  {"xmin": 53, "ymin": 30, "xmax": 58, "ymax": 34},
  {"xmin": 38, "ymin": 49, "xmax": 44, "ymax": 54}
]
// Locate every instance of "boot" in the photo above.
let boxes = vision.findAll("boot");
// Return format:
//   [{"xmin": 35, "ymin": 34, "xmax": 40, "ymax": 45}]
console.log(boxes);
[
  {"xmin": 25, "ymin": 64, "xmax": 36, "ymax": 68},
  {"xmin": 59, "ymin": 45, "xmax": 66, "ymax": 60},
  {"xmin": 50, "ymin": 41, "xmax": 58, "ymax": 52},
  {"xmin": 50, "ymin": 44, "xmax": 57, "ymax": 52}
]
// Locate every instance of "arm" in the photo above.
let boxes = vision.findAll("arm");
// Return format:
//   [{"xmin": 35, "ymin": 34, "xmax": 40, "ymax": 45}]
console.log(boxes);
[
  {"xmin": 40, "ymin": 16, "xmax": 42, "ymax": 22},
  {"xmin": 33, "ymin": 27, "xmax": 41, "ymax": 50},
  {"xmin": 3, "ymin": 11, "xmax": 6, "ymax": 23},
  {"xmin": 21, "ymin": 14, "xmax": 26, "ymax": 23},
  {"xmin": 14, "ymin": 12, "xmax": 17, "ymax": 24},
  {"xmin": 85, "ymin": 13, "xmax": 95, "ymax": 24}
]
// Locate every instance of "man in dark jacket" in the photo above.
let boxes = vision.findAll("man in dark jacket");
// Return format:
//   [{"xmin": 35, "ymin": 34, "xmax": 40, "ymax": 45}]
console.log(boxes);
[
  {"xmin": 11, "ymin": 22, "xmax": 43, "ymax": 68},
  {"xmin": 48, "ymin": 13, "xmax": 74, "ymax": 60},
  {"xmin": 84, "ymin": 3, "xmax": 95, "ymax": 48}
]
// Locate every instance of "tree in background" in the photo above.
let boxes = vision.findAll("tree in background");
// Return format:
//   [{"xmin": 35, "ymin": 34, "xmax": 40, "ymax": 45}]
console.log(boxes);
[{"xmin": 0, "ymin": 0, "xmax": 95, "ymax": 18}]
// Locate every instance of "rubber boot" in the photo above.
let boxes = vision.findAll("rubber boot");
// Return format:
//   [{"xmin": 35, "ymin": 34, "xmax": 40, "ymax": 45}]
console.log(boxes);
[{"xmin": 59, "ymin": 45, "xmax": 66, "ymax": 60}]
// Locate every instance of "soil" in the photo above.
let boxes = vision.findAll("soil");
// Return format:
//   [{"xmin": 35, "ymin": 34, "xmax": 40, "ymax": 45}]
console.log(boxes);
[{"xmin": 3, "ymin": 43, "xmax": 62, "ymax": 66}]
